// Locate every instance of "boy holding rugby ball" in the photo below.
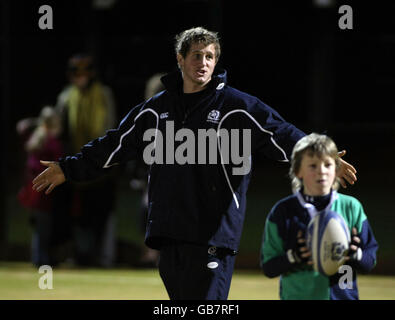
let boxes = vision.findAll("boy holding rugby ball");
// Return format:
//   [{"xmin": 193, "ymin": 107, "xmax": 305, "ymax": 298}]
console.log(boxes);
[{"xmin": 260, "ymin": 133, "xmax": 378, "ymax": 300}]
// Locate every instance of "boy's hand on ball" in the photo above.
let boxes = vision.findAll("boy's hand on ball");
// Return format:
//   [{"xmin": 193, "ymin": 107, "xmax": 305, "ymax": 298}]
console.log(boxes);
[
  {"xmin": 293, "ymin": 230, "xmax": 313, "ymax": 265},
  {"xmin": 345, "ymin": 227, "xmax": 362, "ymax": 261}
]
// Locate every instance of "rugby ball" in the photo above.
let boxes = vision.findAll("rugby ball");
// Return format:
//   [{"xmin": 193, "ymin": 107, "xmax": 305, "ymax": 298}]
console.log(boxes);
[{"xmin": 306, "ymin": 210, "xmax": 351, "ymax": 276}]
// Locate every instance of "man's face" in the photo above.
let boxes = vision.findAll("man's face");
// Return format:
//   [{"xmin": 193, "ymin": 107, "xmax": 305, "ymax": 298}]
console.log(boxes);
[{"xmin": 177, "ymin": 42, "xmax": 217, "ymax": 93}]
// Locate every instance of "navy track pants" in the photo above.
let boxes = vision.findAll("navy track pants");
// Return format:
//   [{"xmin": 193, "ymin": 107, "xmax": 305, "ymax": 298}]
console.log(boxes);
[{"xmin": 158, "ymin": 241, "xmax": 236, "ymax": 300}]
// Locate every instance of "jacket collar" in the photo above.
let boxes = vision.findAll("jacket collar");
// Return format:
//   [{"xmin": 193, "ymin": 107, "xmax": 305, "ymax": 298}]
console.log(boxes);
[
  {"xmin": 295, "ymin": 189, "xmax": 338, "ymax": 219},
  {"xmin": 161, "ymin": 68, "xmax": 227, "ymax": 93}
]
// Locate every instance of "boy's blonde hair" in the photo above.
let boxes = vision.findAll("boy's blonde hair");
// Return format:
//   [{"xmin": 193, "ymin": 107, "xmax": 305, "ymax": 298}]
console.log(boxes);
[{"xmin": 289, "ymin": 133, "xmax": 341, "ymax": 192}]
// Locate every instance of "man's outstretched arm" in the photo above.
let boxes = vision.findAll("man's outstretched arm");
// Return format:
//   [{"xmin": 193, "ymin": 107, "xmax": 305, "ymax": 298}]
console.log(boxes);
[{"xmin": 32, "ymin": 102, "xmax": 153, "ymax": 195}]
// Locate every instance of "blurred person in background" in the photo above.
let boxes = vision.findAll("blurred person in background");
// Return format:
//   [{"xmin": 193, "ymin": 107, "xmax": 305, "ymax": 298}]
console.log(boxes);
[
  {"xmin": 55, "ymin": 53, "xmax": 118, "ymax": 267},
  {"xmin": 16, "ymin": 106, "xmax": 69, "ymax": 267}
]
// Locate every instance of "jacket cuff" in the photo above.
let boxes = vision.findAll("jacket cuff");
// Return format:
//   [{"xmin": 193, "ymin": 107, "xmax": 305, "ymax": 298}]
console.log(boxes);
[{"xmin": 58, "ymin": 157, "xmax": 70, "ymax": 181}]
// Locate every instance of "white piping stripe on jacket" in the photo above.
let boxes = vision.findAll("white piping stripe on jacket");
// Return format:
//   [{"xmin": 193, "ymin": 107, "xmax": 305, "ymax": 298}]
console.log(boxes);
[
  {"xmin": 103, "ymin": 108, "xmax": 159, "ymax": 168},
  {"xmin": 217, "ymin": 109, "xmax": 290, "ymax": 209}
]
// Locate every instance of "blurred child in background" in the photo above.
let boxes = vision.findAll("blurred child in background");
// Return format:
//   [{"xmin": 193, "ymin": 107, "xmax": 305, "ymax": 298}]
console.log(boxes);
[{"xmin": 17, "ymin": 106, "xmax": 68, "ymax": 267}]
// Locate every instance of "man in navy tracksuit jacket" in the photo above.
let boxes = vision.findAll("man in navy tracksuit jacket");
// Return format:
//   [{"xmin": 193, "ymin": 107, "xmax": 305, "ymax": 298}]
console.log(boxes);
[{"xmin": 33, "ymin": 27, "xmax": 356, "ymax": 300}]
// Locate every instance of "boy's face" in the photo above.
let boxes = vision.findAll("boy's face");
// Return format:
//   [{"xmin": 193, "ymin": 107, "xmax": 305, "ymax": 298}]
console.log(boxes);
[
  {"xmin": 297, "ymin": 153, "xmax": 337, "ymax": 196},
  {"xmin": 177, "ymin": 42, "xmax": 217, "ymax": 93}
]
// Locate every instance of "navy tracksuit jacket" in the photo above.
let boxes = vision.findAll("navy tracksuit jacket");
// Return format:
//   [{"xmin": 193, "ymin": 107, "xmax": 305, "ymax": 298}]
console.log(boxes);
[{"xmin": 59, "ymin": 68, "xmax": 306, "ymax": 252}]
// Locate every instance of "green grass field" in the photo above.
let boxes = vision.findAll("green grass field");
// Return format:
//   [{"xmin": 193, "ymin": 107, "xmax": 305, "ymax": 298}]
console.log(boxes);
[{"xmin": 0, "ymin": 262, "xmax": 394, "ymax": 300}]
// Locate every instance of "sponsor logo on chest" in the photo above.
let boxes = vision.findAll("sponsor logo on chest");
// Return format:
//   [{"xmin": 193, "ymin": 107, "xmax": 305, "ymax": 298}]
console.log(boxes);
[
  {"xmin": 207, "ymin": 109, "xmax": 220, "ymax": 124},
  {"xmin": 160, "ymin": 112, "xmax": 169, "ymax": 119}
]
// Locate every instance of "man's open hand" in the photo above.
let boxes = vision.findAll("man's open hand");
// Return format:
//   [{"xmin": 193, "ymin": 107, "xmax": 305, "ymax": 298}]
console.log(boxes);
[
  {"xmin": 32, "ymin": 160, "xmax": 66, "ymax": 195},
  {"xmin": 337, "ymin": 150, "xmax": 357, "ymax": 188}
]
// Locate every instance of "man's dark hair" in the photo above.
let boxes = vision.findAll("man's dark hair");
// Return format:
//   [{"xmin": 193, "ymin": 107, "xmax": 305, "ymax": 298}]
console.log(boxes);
[{"xmin": 175, "ymin": 27, "xmax": 221, "ymax": 61}]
